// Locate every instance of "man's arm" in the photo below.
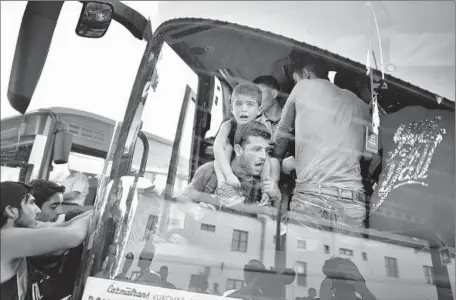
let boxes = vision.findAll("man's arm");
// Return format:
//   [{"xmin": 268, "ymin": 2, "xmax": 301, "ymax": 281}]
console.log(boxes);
[
  {"xmin": 1, "ymin": 214, "xmax": 91, "ymax": 260},
  {"xmin": 36, "ymin": 209, "xmax": 93, "ymax": 228},
  {"xmin": 273, "ymin": 88, "xmax": 297, "ymax": 159},
  {"xmin": 176, "ymin": 163, "xmax": 218, "ymax": 212},
  {"xmin": 213, "ymin": 121, "xmax": 235, "ymax": 179}
]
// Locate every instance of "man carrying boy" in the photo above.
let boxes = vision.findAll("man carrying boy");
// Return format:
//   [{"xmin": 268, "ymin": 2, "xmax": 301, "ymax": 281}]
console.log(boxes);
[{"xmin": 213, "ymin": 83, "xmax": 280, "ymax": 207}]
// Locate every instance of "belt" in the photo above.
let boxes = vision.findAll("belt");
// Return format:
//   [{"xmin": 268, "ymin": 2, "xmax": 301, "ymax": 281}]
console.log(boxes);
[{"xmin": 296, "ymin": 183, "xmax": 363, "ymax": 200}]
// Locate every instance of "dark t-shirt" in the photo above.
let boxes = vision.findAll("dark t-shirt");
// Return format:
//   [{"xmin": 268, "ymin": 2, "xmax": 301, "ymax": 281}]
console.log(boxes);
[
  {"xmin": 189, "ymin": 162, "xmax": 262, "ymax": 204},
  {"xmin": 369, "ymin": 106, "xmax": 455, "ymax": 246},
  {"xmin": 1, "ymin": 275, "xmax": 19, "ymax": 300}
]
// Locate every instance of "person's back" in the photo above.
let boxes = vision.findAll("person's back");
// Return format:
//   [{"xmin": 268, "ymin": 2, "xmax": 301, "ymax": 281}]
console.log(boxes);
[
  {"xmin": 292, "ymin": 79, "xmax": 369, "ymax": 191},
  {"xmin": 62, "ymin": 171, "xmax": 89, "ymax": 206}
]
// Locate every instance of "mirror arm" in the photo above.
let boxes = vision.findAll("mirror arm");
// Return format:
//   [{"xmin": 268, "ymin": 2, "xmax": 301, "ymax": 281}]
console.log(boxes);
[
  {"xmin": 137, "ymin": 130, "xmax": 149, "ymax": 177},
  {"xmin": 79, "ymin": 0, "xmax": 149, "ymax": 40},
  {"xmin": 8, "ymin": 1, "xmax": 64, "ymax": 114}
]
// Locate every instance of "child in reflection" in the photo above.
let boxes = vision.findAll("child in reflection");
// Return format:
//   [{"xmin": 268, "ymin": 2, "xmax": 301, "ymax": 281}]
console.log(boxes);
[{"xmin": 213, "ymin": 83, "xmax": 280, "ymax": 207}]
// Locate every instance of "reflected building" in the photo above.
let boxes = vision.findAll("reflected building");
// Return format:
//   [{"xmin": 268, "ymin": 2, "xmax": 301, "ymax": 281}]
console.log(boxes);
[{"xmin": 122, "ymin": 198, "xmax": 455, "ymax": 299}]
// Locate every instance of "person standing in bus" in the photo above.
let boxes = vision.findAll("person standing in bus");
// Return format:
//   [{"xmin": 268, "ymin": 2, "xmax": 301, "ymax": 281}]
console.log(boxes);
[
  {"xmin": 62, "ymin": 169, "xmax": 89, "ymax": 207},
  {"xmin": 0, "ymin": 181, "xmax": 91, "ymax": 300},
  {"xmin": 273, "ymin": 58, "xmax": 370, "ymax": 229},
  {"xmin": 254, "ymin": 75, "xmax": 283, "ymax": 136},
  {"xmin": 213, "ymin": 83, "xmax": 280, "ymax": 207},
  {"xmin": 179, "ymin": 121, "xmax": 282, "ymax": 217}
]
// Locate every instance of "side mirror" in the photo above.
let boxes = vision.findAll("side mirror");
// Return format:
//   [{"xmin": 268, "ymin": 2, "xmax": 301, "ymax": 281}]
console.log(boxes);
[
  {"xmin": 76, "ymin": 1, "xmax": 114, "ymax": 38},
  {"xmin": 53, "ymin": 121, "xmax": 73, "ymax": 164}
]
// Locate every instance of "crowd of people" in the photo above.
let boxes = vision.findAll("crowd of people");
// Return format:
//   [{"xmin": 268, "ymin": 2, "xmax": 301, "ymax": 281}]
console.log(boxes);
[{"xmin": 1, "ymin": 56, "xmax": 454, "ymax": 300}]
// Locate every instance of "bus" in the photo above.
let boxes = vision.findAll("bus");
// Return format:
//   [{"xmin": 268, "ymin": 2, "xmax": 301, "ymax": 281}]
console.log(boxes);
[
  {"xmin": 0, "ymin": 105, "xmax": 194, "ymax": 210},
  {"xmin": 1, "ymin": 2, "xmax": 454, "ymax": 300}
]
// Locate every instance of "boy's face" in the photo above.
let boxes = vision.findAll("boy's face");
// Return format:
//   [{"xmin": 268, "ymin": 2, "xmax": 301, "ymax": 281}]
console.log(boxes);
[
  {"xmin": 39, "ymin": 192, "xmax": 63, "ymax": 222},
  {"xmin": 231, "ymin": 94, "xmax": 261, "ymax": 124}
]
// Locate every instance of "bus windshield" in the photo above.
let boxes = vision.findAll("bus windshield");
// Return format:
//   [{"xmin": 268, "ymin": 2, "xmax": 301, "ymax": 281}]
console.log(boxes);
[{"xmin": 1, "ymin": 2, "xmax": 454, "ymax": 300}]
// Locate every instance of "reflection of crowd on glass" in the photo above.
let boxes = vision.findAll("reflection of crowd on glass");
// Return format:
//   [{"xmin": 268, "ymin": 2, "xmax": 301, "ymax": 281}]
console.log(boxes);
[
  {"xmin": 1, "ymin": 55, "xmax": 453, "ymax": 300},
  {"xmin": 175, "ymin": 56, "xmax": 454, "ymax": 299}
]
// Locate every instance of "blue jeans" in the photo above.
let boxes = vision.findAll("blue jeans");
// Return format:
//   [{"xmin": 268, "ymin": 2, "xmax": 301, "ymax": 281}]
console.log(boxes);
[{"xmin": 289, "ymin": 190, "xmax": 366, "ymax": 229}]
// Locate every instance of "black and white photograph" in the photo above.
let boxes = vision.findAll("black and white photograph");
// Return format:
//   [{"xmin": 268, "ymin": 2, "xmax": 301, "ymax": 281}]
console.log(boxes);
[{"xmin": 0, "ymin": 2, "xmax": 454, "ymax": 300}]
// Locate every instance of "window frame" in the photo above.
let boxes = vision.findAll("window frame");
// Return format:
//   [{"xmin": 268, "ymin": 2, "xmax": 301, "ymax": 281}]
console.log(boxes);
[
  {"xmin": 324, "ymin": 245, "xmax": 330, "ymax": 254},
  {"xmin": 201, "ymin": 223, "xmax": 216, "ymax": 232},
  {"xmin": 297, "ymin": 239, "xmax": 307, "ymax": 250},
  {"xmin": 231, "ymin": 229, "xmax": 249, "ymax": 252},
  {"xmin": 423, "ymin": 265, "xmax": 434, "ymax": 284},
  {"xmin": 226, "ymin": 278, "xmax": 244, "ymax": 291},
  {"xmin": 339, "ymin": 248, "xmax": 354, "ymax": 256},
  {"xmin": 296, "ymin": 261, "xmax": 307, "ymax": 287},
  {"xmin": 144, "ymin": 214, "xmax": 159, "ymax": 241},
  {"xmin": 385, "ymin": 256, "xmax": 399, "ymax": 278}
]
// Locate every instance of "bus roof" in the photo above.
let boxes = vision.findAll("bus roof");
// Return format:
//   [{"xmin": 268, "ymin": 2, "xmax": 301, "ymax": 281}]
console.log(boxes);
[{"xmin": 155, "ymin": 1, "xmax": 455, "ymax": 103}]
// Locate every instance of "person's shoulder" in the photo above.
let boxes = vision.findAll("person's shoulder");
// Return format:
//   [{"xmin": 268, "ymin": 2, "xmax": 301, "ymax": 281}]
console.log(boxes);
[
  {"xmin": 221, "ymin": 119, "xmax": 236, "ymax": 129},
  {"xmin": 292, "ymin": 79, "xmax": 310, "ymax": 90},
  {"xmin": 196, "ymin": 161, "xmax": 216, "ymax": 173}
]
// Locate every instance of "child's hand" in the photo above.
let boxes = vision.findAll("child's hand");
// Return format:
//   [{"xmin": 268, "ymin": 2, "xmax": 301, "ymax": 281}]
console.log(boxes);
[
  {"xmin": 282, "ymin": 156, "xmax": 296, "ymax": 174},
  {"xmin": 259, "ymin": 193, "xmax": 270, "ymax": 206},
  {"xmin": 226, "ymin": 173, "xmax": 241, "ymax": 188}
]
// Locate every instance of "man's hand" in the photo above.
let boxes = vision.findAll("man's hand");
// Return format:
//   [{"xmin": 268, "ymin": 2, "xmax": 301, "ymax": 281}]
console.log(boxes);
[
  {"xmin": 261, "ymin": 177, "xmax": 281, "ymax": 202},
  {"xmin": 282, "ymin": 156, "xmax": 296, "ymax": 174}
]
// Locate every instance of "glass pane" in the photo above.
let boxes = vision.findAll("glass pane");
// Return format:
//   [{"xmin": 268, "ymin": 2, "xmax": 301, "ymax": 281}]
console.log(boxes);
[{"xmin": 11, "ymin": 3, "xmax": 448, "ymax": 300}]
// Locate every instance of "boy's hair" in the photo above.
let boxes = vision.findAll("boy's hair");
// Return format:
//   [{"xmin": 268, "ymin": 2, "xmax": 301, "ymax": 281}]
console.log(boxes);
[
  {"xmin": 0, "ymin": 181, "xmax": 31, "ymax": 227},
  {"xmin": 253, "ymin": 76, "xmax": 281, "ymax": 92},
  {"xmin": 231, "ymin": 82, "xmax": 262, "ymax": 106},
  {"xmin": 234, "ymin": 121, "xmax": 271, "ymax": 147},
  {"xmin": 29, "ymin": 179, "xmax": 66, "ymax": 208},
  {"xmin": 291, "ymin": 56, "xmax": 329, "ymax": 80}
]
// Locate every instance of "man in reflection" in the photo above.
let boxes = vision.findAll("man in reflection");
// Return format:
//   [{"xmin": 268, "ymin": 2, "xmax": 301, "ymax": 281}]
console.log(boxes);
[
  {"xmin": 212, "ymin": 282, "xmax": 222, "ymax": 296},
  {"xmin": 272, "ymin": 58, "xmax": 370, "ymax": 229},
  {"xmin": 115, "ymin": 252, "xmax": 135, "ymax": 281},
  {"xmin": 62, "ymin": 169, "xmax": 89, "ymax": 207},
  {"xmin": 135, "ymin": 242, "xmax": 161, "ymax": 286},
  {"xmin": 224, "ymin": 259, "xmax": 267, "ymax": 298},
  {"xmin": 178, "ymin": 121, "xmax": 282, "ymax": 220},
  {"xmin": 158, "ymin": 265, "xmax": 177, "ymax": 289},
  {"xmin": 303, "ymin": 287, "xmax": 318, "ymax": 300},
  {"xmin": 319, "ymin": 258, "xmax": 376, "ymax": 300}
]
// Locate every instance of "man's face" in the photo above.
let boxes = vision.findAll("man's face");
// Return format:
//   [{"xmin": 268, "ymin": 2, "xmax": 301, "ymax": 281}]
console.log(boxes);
[
  {"xmin": 15, "ymin": 194, "xmax": 41, "ymax": 228},
  {"xmin": 231, "ymin": 95, "xmax": 261, "ymax": 124},
  {"xmin": 236, "ymin": 136, "xmax": 270, "ymax": 176},
  {"xmin": 38, "ymin": 192, "xmax": 63, "ymax": 222},
  {"xmin": 257, "ymin": 84, "xmax": 276, "ymax": 111},
  {"xmin": 309, "ymin": 289, "xmax": 316, "ymax": 298}
]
